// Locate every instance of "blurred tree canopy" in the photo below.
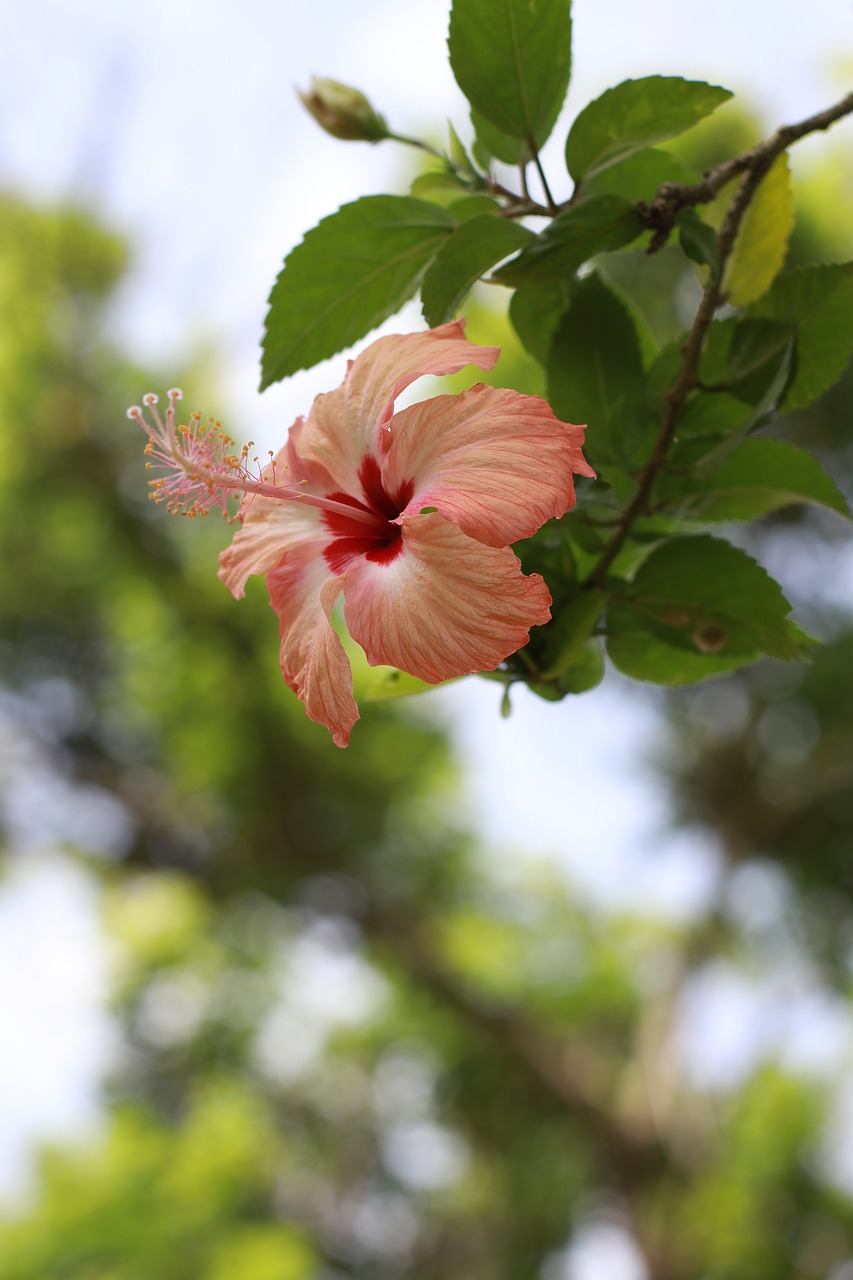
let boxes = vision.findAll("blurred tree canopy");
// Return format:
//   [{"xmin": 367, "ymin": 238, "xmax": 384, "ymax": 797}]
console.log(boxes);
[{"xmin": 1, "ymin": 73, "xmax": 853, "ymax": 1280}]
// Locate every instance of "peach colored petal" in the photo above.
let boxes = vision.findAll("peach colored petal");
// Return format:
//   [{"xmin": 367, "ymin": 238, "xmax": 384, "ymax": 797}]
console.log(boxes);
[
  {"xmin": 219, "ymin": 493, "xmax": 324, "ymax": 599},
  {"xmin": 266, "ymin": 548, "xmax": 358, "ymax": 748},
  {"xmin": 382, "ymin": 385, "xmax": 595, "ymax": 548},
  {"xmin": 342, "ymin": 512, "xmax": 551, "ymax": 683},
  {"xmin": 218, "ymin": 428, "xmax": 344, "ymax": 599},
  {"xmin": 296, "ymin": 320, "xmax": 500, "ymax": 492}
]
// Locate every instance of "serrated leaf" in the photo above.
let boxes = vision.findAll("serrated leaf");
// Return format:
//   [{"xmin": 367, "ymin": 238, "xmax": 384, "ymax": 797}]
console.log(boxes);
[
  {"xmin": 449, "ymin": 0, "xmax": 572, "ymax": 147},
  {"xmin": 566, "ymin": 76, "xmax": 733, "ymax": 183},
  {"xmin": 658, "ymin": 438, "xmax": 850, "ymax": 522},
  {"xmin": 509, "ymin": 279, "xmax": 574, "ymax": 364},
  {"xmin": 586, "ymin": 146, "xmax": 697, "ymax": 202},
  {"xmin": 261, "ymin": 196, "xmax": 455, "ymax": 386},
  {"xmin": 701, "ymin": 153, "xmax": 794, "ymax": 305},
  {"xmin": 748, "ymin": 263, "xmax": 853, "ymax": 410},
  {"xmin": 492, "ymin": 195, "xmax": 644, "ymax": 286},
  {"xmin": 421, "ymin": 216, "xmax": 534, "ymax": 325},
  {"xmin": 606, "ymin": 535, "xmax": 804, "ymax": 686},
  {"xmin": 547, "ymin": 272, "xmax": 646, "ymax": 468}
]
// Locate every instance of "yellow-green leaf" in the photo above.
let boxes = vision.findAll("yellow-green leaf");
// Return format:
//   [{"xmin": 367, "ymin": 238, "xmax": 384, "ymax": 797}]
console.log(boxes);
[
  {"xmin": 342, "ymin": 631, "xmax": 447, "ymax": 702},
  {"xmin": 701, "ymin": 153, "xmax": 794, "ymax": 306}
]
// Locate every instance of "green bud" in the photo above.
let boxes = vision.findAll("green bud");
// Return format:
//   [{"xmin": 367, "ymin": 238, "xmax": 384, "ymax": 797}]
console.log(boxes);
[{"xmin": 298, "ymin": 77, "xmax": 389, "ymax": 143}]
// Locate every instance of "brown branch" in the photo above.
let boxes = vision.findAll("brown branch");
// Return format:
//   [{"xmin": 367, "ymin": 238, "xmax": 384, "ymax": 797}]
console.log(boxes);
[
  {"xmin": 639, "ymin": 88, "xmax": 853, "ymax": 250},
  {"xmin": 584, "ymin": 88, "xmax": 853, "ymax": 590}
]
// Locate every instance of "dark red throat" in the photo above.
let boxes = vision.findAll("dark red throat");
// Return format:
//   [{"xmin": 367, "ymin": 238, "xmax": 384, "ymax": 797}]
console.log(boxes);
[{"xmin": 323, "ymin": 455, "xmax": 414, "ymax": 573}]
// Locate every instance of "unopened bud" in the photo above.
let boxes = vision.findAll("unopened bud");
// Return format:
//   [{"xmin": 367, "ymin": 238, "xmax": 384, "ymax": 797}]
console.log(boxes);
[{"xmin": 298, "ymin": 77, "xmax": 389, "ymax": 142}]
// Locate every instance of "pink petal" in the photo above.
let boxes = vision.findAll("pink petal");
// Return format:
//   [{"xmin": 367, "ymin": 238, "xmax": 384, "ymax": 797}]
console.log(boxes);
[
  {"xmin": 218, "ymin": 432, "xmax": 341, "ymax": 599},
  {"xmin": 382, "ymin": 385, "xmax": 595, "ymax": 548},
  {"xmin": 219, "ymin": 493, "xmax": 324, "ymax": 599},
  {"xmin": 296, "ymin": 321, "xmax": 500, "ymax": 493},
  {"xmin": 266, "ymin": 547, "xmax": 358, "ymax": 748},
  {"xmin": 342, "ymin": 512, "xmax": 551, "ymax": 683}
]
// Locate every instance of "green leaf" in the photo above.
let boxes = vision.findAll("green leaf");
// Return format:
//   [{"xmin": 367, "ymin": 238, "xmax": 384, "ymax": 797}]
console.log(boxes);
[
  {"xmin": 471, "ymin": 109, "xmax": 530, "ymax": 166},
  {"xmin": 691, "ymin": 330, "xmax": 795, "ymax": 469},
  {"xmin": 675, "ymin": 391, "xmax": 752, "ymax": 440},
  {"xmin": 700, "ymin": 153, "xmax": 794, "ymax": 305},
  {"xmin": 541, "ymin": 588, "xmax": 606, "ymax": 678},
  {"xmin": 726, "ymin": 153, "xmax": 794, "ymax": 305},
  {"xmin": 515, "ymin": 518, "xmax": 577, "ymax": 608},
  {"xmin": 553, "ymin": 639, "xmax": 605, "ymax": 693},
  {"xmin": 566, "ymin": 76, "xmax": 733, "ymax": 183},
  {"xmin": 421, "ymin": 217, "xmax": 534, "ymax": 325},
  {"xmin": 410, "ymin": 170, "xmax": 470, "ymax": 206},
  {"xmin": 678, "ymin": 208, "xmax": 720, "ymax": 277},
  {"xmin": 657, "ymin": 438, "xmax": 850, "ymax": 522},
  {"xmin": 607, "ymin": 606, "xmax": 746, "ymax": 682},
  {"xmin": 492, "ymin": 195, "xmax": 644, "ymax": 287},
  {"xmin": 342, "ymin": 632, "xmax": 446, "ymax": 702},
  {"xmin": 586, "ymin": 146, "xmax": 697, "ymax": 202},
  {"xmin": 726, "ymin": 319, "xmax": 796, "ymax": 403},
  {"xmin": 447, "ymin": 196, "xmax": 503, "ymax": 222},
  {"xmin": 547, "ymin": 272, "xmax": 646, "ymax": 468},
  {"xmin": 261, "ymin": 196, "xmax": 454, "ymax": 386},
  {"xmin": 447, "ymin": 121, "xmax": 479, "ymax": 178},
  {"xmin": 531, "ymin": 639, "xmax": 604, "ymax": 698},
  {"xmin": 509, "ymin": 279, "xmax": 574, "ymax": 364},
  {"xmin": 748, "ymin": 263, "xmax": 853, "ymax": 410},
  {"xmin": 449, "ymin": 0, "xmax": 572, "ymax": 147},
  {"xmin": 606, "ymin": 535, "xmax": 804, "ymax": 685}
]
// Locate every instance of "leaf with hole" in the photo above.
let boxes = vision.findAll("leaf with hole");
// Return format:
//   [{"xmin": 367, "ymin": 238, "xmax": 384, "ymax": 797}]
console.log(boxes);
[{"xmin": 606, "ymin": 535, "xmax": 805, "ymax": 685}]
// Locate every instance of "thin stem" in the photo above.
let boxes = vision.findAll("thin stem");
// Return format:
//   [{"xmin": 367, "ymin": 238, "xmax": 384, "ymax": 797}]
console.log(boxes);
[
  {"xmin": 527, "ymin": 135, "xmax": 558, "ymax": 213},
  {"xmin": 386, "ymin": 131, "xmax": 443, "ymax": 158}
]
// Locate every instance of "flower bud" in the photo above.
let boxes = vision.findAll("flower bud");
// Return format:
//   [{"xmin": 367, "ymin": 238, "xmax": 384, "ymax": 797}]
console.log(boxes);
[{"xmin": 298, "ymin": 77, "xmax": 389, "ymax": 143}]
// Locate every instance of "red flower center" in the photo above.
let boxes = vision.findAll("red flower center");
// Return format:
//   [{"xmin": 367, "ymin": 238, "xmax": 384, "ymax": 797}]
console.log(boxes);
[{"xmin": 322, "ymin": 455, "xmax": 414, "ymax": 574}]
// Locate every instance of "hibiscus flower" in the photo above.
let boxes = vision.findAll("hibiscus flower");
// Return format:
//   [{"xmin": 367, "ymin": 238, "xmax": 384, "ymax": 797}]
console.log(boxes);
[{"xmin": 129, "ymin": 321, "xmax": 592, "ymax": 746}]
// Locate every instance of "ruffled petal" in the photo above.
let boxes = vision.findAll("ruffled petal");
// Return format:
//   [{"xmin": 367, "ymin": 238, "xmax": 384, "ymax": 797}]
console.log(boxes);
[
  {"xmin": 218, "ymin": 429, "xmax": 342, "ymax": 599},
  {"xmin": 266, "ymin": 548, "xmax": 358, "ymax": 748},
  {"xmin": 342, "ymin": 512, "xmax": 551, "ymax": 683},
  {"xmin": 382, "ymin": 385, "xmax": 595, "ymax": 548},
  {"xmin": 219, "ymin": 493, "xmax": 325, "ymax": 599},
  {"xmin": 296, "ymin": 321, "xmax": 500, "ymax": 493}
]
